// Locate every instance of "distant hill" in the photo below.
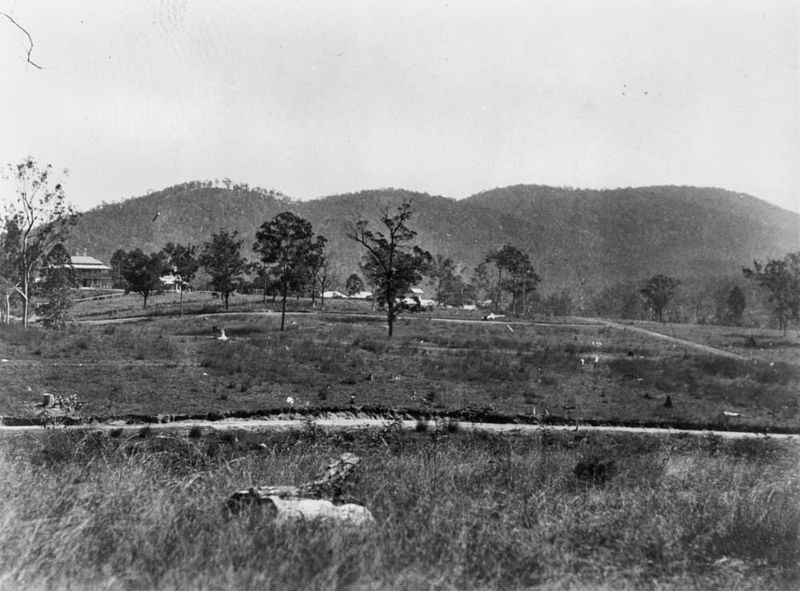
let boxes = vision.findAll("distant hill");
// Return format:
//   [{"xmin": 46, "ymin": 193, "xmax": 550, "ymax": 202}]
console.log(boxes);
[
  {"xmin": 463, "ymin": 185, "xmax": 800, "ymax": 289},
  {"xmin": 66, "ymin": 182, "xmax": 800, "ymax": 295}
]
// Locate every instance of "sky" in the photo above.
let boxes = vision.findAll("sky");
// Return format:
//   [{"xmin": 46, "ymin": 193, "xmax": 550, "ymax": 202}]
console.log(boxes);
[{"xmin": 1, "ymin": 0, "xmax": 798, "ymax": 213}]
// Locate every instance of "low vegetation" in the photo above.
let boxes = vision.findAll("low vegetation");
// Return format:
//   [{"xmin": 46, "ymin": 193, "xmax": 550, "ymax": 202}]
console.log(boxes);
[
  {"xmin": 0, "ymin": 428, "xmax": 797, "ymax": 589},
  {"xmin": 1, "ymin": 312, "xmax": 798, "ymax": 431}
]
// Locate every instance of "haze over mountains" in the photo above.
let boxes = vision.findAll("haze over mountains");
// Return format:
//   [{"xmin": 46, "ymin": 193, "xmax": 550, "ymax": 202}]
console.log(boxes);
[{"xmin": 66, "ymin": 183, "xmax": 800, "ymax": 293}]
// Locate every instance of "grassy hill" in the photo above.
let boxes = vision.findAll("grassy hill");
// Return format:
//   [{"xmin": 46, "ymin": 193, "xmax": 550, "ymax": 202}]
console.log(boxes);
[{"xmin": 66, "ymin": 182, "xmax": 800, "ymax": 297}]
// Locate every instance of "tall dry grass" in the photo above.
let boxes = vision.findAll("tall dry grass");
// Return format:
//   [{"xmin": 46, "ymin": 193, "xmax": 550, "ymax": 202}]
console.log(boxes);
[{"xmin": 0, "ymin": 428, "xmax": 798, "ymax": 589}]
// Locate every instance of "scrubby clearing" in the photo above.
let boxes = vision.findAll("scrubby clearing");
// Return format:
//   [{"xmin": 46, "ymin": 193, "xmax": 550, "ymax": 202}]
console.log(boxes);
[{"xmin": 1, "ymin": 312, "xmax": 798, "ymax": 432}]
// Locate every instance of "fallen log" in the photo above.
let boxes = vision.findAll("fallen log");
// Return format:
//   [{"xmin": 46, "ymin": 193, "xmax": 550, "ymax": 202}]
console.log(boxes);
[{"xmin": 227, "ymin": 453, "xmax": 374, "ymax": 526}]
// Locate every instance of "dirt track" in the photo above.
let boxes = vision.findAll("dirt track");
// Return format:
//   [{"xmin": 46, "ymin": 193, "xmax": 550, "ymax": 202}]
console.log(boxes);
[
  {"xmin": 1, "ymin": 416, "xmax": 796, "ymax": 441},
  {"xmin": 597, "ymin": 319, "xmax": 745, "ymax": 359}
]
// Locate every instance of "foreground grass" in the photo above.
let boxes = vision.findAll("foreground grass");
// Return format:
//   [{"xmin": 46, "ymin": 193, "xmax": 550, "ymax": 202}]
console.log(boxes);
[{"xmin": 0, "ymin": 428, "xmax": 798, "ymax": 589}]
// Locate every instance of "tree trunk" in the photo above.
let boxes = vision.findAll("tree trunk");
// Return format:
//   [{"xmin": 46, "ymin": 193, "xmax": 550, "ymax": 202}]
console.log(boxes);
[
  {"xmin": 280, "ymin": 281, "xmax": 288, "ymax": 331},
  {"xmin": 22, "ymin": 276, "xmax": 29, "ymax": 329},
  {"xmin": 224, "ymin": 293, "xmax": 230, "ymax": 310},
  {"xmin": 179, "ymin": 287, "xmax": 184, "ymax": 317},
  {"xmin": 227, "ymin": 453, "xmax": 373, "ymax": 526},
  {"xmin": 387, "ymin": 297, "xmax": 395, "ymax": 337}
]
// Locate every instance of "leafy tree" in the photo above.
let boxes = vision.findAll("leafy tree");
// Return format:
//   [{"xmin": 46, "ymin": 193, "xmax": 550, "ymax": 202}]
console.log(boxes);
[
  {"xmin": 592, "ymin": 281, "xmax": 645, "ymax": 320},
  {"xmin": 442, "ymin": 273, "xmax": 475, "ymax": 308},
  {"xmin": 200, "ymin": 230, "xmax": 248, "ymax": 311},
  {"xmin": 253, "ymin": 212, "xmax": 322, "ymax": 330},
  {"xmin": 430, "ymin": 255, "xmax": 457, "ymax": 306},
  {"xmin": 359, "ymin": 258, "xmax": 381, "ymax": 311},
  {"xmin": 2, "ymin": 157, "xmax": 78, "ymax": 328},
  {"xmin": 109, "ymin": 248, "xmax": 128, "ymax": 289},
  {"xmin": 543, "ymin": 290, "xmax": 573, "ymax": 317},
  {"xmin": 348, "ymin": 201, "xmax": 433, "ymax": 337},
  {"xmin": 640, "ymin": 274, "xmax": 680, "ymax": 322},
  {"xmin": 430, "ymin": 255, "xmax": 474, "ymax": 307},
  {"xmin": 0, "ymin": 219, "xmax": 22, "ymax": 323},
  {"xmin": 486, "ymin": 245, "xmax": 541, "ymax": 315},
  {"xmin": 345, "ymin": 273, "xmax": 364, "ymax": 297},
  {"xmin": 35, "ymin": 243, "xmax": 76, "ymax": 328},
  {"xmin": 470, "ymin": 262, "xmax": 493, "ymax": 307},
  {"xmin": 305, "ymin": 236, "xmax": 328, "ymax": 308},
  {"xmin": 743, "ymin": 252, "xmax": 800, "ymax": 334},
  {"xmin": 316, "ymin": 256, "xmax": 337, "ymax": 311},
  {"xmin": 725, "ymin": 285, "xmax": 747, "ymax": 326},
  {"xmin": 254, "ymin": 263, "xmax": 281, "ymax": 304},
  {"xmin": 164, "ymin": 242, "xmax": 199, "ymax": 316},
  {"xmin": 119, "ymin": 249, "xmax": 167, "ymax": 309}
]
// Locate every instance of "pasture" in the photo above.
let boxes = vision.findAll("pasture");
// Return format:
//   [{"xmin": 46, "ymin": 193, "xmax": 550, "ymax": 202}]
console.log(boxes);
[{"xmin": 0, "ymin": 307, "xmax": 798, "ymax": 431}]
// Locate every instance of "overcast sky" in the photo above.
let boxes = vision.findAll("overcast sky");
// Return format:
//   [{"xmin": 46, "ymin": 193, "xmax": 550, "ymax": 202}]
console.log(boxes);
[{"xmin": 1, "ymin": 0, "xmax": 798, "ymax": 213}]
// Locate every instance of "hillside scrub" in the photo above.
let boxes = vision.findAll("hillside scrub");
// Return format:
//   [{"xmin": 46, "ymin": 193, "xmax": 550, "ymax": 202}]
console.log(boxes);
[{"xmin": 0, "ymin": 428, "xmax": 798, "ymax": 589}]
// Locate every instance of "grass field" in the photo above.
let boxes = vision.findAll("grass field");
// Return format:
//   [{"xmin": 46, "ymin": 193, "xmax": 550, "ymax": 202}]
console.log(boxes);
[
  {"xmin": 0, "ymin": 427, "xmax": 797, "ymax": 589},
  {"xmin": 2, "ymin": 308, "xmax": 799, "ymax": 588},
  {"xmin": 1, "ymin": 310, "xmax": 799, "ymax": 431},
  {"xmin": 626, "ymin": 320, "xmax": 800, "ymax": 366}
]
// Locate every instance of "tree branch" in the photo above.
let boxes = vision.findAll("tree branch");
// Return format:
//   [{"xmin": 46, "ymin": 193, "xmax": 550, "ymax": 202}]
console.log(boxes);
[{"xmin": 1, "ymin": 12, "xmax": 43, "ymax": 69}]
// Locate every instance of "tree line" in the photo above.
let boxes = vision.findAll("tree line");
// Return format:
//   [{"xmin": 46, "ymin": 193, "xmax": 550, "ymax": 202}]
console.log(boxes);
[{"xmin": 2, "ymin": 157, "xmax": 799, "ymax": 335}]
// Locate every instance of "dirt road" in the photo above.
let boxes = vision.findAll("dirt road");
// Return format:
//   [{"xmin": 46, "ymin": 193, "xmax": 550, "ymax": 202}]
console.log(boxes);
[
  {"xmin": 593, "ymin": 319, "xmax": 744, "ymax": 359},
  {"xmin": 1, "ymin": 416, "xmax": 795, "ymax": 441}
]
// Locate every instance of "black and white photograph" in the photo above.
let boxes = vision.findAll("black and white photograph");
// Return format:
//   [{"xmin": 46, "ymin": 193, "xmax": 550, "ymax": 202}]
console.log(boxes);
[{"xmin": 1, "ymin": 1, "xmax": 798, "ymax": 588}]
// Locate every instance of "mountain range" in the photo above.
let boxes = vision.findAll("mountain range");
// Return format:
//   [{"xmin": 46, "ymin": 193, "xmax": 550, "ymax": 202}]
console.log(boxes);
[{"xmin": 66, "ymin": 182, "xmax": 800, "ymax": 294}]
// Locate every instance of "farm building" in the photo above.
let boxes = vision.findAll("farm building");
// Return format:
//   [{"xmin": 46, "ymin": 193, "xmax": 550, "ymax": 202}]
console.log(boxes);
[
  {"xmin": 70, "ymin": 255, "xmax": 113, "ymax": 289},
  {"xmin": 399, "ymin": 287, "xmax": 435, "ymax": 310},
  {"xmin": 160, "ymin": 273, "xmax": 183, "ymax": 292}
]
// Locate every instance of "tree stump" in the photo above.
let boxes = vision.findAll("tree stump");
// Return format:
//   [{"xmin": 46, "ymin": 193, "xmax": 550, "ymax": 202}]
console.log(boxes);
[{"xmin": 227, "ymin": 453, "xmax": 374, "ymax": 526}]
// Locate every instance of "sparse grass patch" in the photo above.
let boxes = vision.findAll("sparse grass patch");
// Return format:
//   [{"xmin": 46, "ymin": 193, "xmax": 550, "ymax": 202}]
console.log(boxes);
[{"xmin": 1, "ymin": 314, "xmax": 799, "ymax": 430}]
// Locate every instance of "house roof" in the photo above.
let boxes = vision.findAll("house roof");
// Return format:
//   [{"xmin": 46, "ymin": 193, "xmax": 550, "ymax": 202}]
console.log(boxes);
[{"xmin": 70, "ymin": 255, "xmax": 111, "ymax": 270}]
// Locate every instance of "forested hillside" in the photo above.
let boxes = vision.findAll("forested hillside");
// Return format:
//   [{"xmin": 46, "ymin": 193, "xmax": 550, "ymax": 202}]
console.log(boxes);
[
  {"xmin": 66, "ymin": 181, "xmax": 800, "ymax": 321},
  {"xmin": 465, "ymin": 185, "xmax": 799, "ymax": 287}
]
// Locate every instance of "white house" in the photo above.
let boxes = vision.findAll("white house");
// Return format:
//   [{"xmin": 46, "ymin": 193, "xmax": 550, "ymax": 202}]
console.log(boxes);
[{"xmin": 70, "ymin": 256, "xmax": 113, "ymax": 289}]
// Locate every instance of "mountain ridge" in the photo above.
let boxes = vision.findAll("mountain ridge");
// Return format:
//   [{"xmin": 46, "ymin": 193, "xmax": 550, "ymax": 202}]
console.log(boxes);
[{"xmin": 65, "ymin": 182, "xmax": 800, "ymax": 293}]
